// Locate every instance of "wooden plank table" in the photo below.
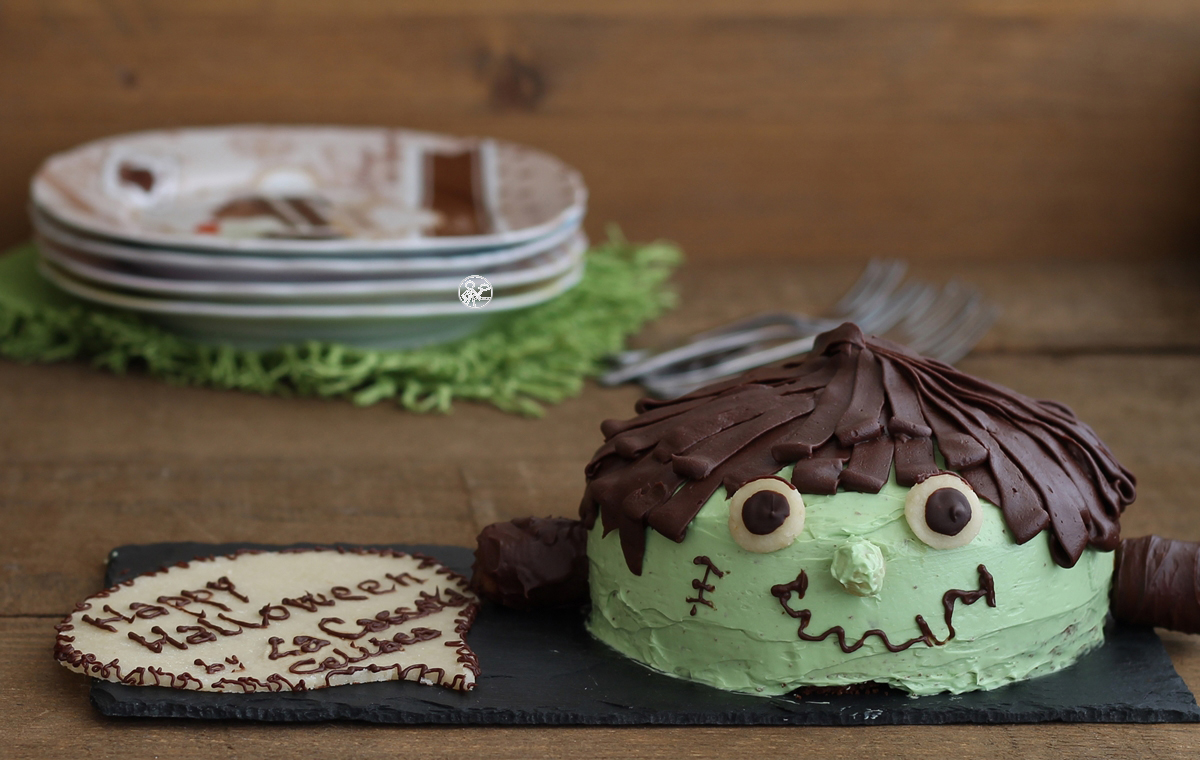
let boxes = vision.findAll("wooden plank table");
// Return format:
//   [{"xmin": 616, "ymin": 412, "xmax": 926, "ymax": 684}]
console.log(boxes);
[{"xmin": 2, "ymin": 256, "xmax": 1199, "ymax": 757}]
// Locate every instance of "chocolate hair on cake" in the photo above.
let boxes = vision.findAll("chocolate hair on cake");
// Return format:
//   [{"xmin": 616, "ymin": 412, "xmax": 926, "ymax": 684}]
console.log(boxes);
[{"xmin": 579, "ymin": 322, "xmax": 1137, "ymax": 574}]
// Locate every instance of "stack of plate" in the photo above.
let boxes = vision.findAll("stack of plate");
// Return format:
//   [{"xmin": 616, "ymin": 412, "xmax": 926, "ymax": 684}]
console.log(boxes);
[{"xmin": 30, "ymin": 125, "xmax": 588, "ymax": 349}]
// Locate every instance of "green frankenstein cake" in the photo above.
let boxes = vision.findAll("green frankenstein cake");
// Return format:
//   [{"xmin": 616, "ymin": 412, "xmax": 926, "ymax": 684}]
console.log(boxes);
[
  {"xmin": 576, "ymin": 323, "xmax": 1135, "ymax": 696},
  {"xmin": 468, "ymin": 322, "xmax": 1198, "ymax": 698}
]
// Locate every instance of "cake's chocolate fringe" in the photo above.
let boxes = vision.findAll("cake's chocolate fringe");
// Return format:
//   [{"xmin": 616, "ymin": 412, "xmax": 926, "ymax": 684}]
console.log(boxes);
[
  {"xmin": 581, "ymin": 323, "xmax": 1136, "ymax": 574},
  {"xmin": 471, "ymin": 517, "xmax": 589, "ymax": 611},
  {"xmin": 1112, "ymin": 535, "xmax": 1200, "ymax": 634}
]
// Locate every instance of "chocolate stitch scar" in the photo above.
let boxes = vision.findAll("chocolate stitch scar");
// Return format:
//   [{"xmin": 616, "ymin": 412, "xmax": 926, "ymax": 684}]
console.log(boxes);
[
  {"xmin": 54, "ymin": 547, "xmax": 481, "ymax": 693},
  {"xmin": 581, "ymin": 323, "xmax": 1136, "ymax": 574},
  {"xmin": 685, "ymin": 556, "xmax": 725, "ymax": 616}
]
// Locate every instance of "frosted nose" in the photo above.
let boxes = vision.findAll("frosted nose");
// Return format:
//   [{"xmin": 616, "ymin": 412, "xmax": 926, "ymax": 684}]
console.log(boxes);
[{"xmin": 831, "ymin": 538, "xmax": 886, "ymax": 597}]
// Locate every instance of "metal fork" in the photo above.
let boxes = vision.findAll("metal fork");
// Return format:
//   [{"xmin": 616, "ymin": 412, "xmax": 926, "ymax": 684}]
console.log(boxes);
[
  {"xmin": 600, "ymin": 259, "xmax": 909, "ymax": 387},
  {"xmin": 603, "ymin": 260, "xmax": 997, "ymax": 399},
  {"xmin": 896, "ymin": 281, "xmax": 999, "ymax": 364}
]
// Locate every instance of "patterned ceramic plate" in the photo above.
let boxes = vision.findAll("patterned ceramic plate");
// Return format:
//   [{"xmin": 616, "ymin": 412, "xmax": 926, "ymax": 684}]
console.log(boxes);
[
  {"xmin": 32, "ymin": 210, "xmax": 582, "ymax": 282},
  {"xmin": 32, "ymin": 125, "xmax": 587, "ymax": 255},
  {"xmin": 36, "ymin": 232, "xmax": 587, "ymax": 304},
  {"xmin": 39, "ymin": 256, "xmax": 585, "ymax": 317},
  {"xmin": 38, "ymin": 258, "xmax": 586, "ymax": 349}
]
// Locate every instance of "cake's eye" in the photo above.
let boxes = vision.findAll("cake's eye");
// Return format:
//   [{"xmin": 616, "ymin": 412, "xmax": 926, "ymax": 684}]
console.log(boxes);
[
  {"xmin": 728, "ymin": 477, "xmax": 806, "ymax": 553},
  {"xmin": 904, "ymin": 473, "xmax": 983, "ymax": 549}
]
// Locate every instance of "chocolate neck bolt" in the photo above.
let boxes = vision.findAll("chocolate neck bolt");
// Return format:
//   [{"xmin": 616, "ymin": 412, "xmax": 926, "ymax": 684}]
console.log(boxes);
[
  {"xmin": 1112, "ymin": 535, "xmax": 1200, "ymax": 635},
  {"xmin": 471, "ymin": 517, "xmax": 589, "ymax": 611}
]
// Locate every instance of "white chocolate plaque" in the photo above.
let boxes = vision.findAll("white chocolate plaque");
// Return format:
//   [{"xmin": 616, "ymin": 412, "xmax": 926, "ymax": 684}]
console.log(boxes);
[{"xmin": 55, "ymin": 548, "xmax": 480, "ymax": 693}]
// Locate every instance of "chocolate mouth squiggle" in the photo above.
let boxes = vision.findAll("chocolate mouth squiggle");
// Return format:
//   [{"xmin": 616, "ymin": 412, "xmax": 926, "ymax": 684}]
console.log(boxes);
[{"xmin": 770, "ymin": 564, "xmax": 996, "ymax": 653}]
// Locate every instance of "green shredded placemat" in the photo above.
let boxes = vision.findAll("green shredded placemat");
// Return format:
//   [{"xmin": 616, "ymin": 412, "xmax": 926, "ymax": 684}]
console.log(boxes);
[{"xmin": 0, "ymin": 234, "xmax": 681, "ymax": 416}]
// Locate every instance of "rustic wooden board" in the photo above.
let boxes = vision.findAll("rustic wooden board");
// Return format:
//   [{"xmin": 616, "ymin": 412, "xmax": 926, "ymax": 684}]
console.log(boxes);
[
  {"xmin": 3, "ymin": 1, "xmax": 1200, "ymax": 261},
  {"xmin": 2, "ymin": 254, "xmax": 1199, "ymax": 753}
]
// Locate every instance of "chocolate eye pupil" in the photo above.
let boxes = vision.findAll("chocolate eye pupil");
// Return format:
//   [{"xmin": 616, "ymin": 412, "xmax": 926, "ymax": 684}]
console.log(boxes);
[
  {"xmin": 742, "ymin": 491, "xmax": 791, "ymax": 535},
  {"xmin": 925, "ymin": 487, "xmax": 972, "ymax": 536}
]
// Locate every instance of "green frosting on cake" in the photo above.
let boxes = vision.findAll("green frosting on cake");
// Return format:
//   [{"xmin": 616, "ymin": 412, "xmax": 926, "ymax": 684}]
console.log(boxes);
[
  {"xmin": 586, "ymin": 466, "xmax": 1113, "ymax": 696},
  {"xmin": 830, "ymin": 537, "xmax": 887, "ymax": 598}
]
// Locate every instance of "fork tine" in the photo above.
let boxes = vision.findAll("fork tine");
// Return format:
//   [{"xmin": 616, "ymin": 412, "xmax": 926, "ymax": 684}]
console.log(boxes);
[
  {"xmin": 905, "ymin": 281, "xmax": 994, "ymax": 361},
  {"xmin": 926, "ymin": 302, "xmax": 999, "ymax": 364},
  {"xmin": 606, "ymin": 311, "xmax": 823, "ymax": 372},
  {"xmin": 598, "ymin": 322, "xmax": 800, "ymax": 385},
  {"xmin": 835, "ymin": 269, "xmax": 915, "ymax": 336},
  {"xmin": 643, "ymin": 279, "xmax": 929, "ymax": 397},
  {"xmin": 601, "ymin": 258, "xmax": 902, "ymax": 386},
  {"xmin": 679, "ymin": 312, "xmax": 817, "ymax": 344},
  {"xmin": 892, "ymin": 284, "xmax": 942, "ymax": 339},
  {"xmin": 640, "ymin": 333, "xmax": 822, "ymax": 398},
  {"xmin": 609, "ymin": 256, "xmax": 994, "ymax": 398},
  {"xmin": 833, "ymin": 259, "xmax": 906, "ymax": 318},
  {"xmin": 858, "ymin": 283, "xmax": 935, "ymax": 336},
  {"xmin": 904, "ymin": 284, "xmax": 973, "ymax": 355},
  {"xmin": 951, "ymin": 304, "xmax": 1000, "ymax": 362},
  {"xmin": 830, "ymin": 259, "xmax": 885, "ymax": 315},
  {"xmin": 913, "ymin": 297, "xmax": 980, "ymax": 357}
]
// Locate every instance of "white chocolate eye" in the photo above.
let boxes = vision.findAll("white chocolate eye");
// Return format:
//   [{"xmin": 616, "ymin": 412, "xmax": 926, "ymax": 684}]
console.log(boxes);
[
  {"xmin": 904, "ymin": 473, "xmax": 983, "ymax": 549},
  {"xmin": 728, "ymin": 477, "xmax": 806, "ymax": 553}
]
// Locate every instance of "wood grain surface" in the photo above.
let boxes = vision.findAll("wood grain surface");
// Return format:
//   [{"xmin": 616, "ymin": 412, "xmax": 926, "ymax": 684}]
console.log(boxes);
[
  {"xmin": 1, "ymin": 256, "xmax": 1198, "ymax": 757},
  {"xmin": 4, "ymin": 1, "xmax": 1200, "ymax": 261},
  {"xmin": 3, "ymin": 1, "xmax": 1200, "ymax": 754}
]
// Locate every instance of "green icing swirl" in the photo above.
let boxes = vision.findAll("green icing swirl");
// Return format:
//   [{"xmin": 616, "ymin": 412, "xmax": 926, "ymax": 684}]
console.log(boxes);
[
  {"xmin": 587, "ymin": 467, "xmax": 1113, "ymax": 696},
  {"xmin": 830, "ymin": 537, "xmax": 886, "ymax": 597}
]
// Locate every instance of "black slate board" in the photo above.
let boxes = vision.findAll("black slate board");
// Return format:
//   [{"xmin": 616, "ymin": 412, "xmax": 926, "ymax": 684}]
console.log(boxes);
[{"xmin": 88, "ymin": 542, "xmax": 1200, "ymax": 725}]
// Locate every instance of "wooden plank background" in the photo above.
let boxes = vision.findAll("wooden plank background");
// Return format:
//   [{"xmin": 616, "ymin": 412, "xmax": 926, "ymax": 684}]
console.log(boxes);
[{"xmin": 3, "ymin": 0, "xmax": 1200, "ymax": 261}]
